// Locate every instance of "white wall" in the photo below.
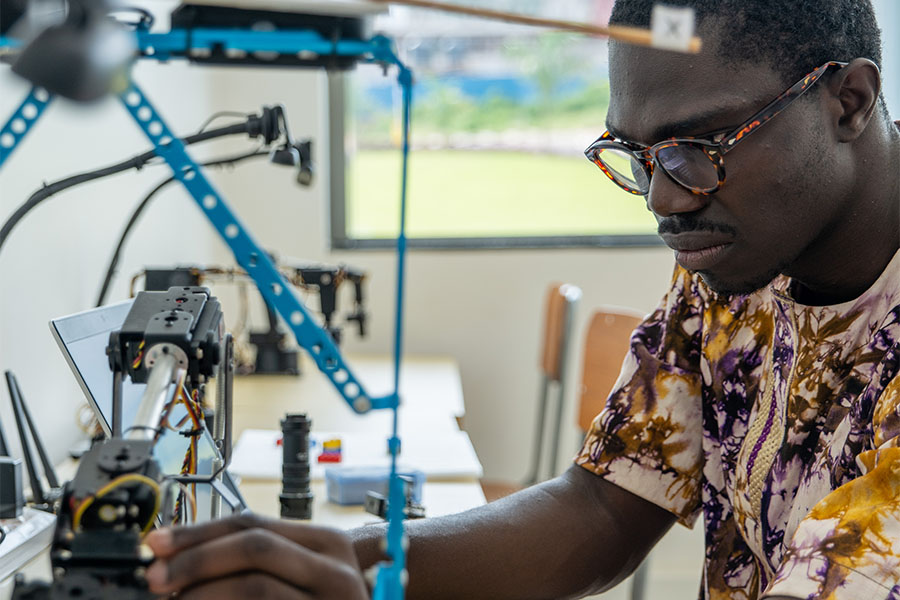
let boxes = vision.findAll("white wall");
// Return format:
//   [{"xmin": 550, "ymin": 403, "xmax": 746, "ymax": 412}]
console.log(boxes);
[{"xmin": 0, "ymin": 62, "xmax": 209, "ymax": 463}]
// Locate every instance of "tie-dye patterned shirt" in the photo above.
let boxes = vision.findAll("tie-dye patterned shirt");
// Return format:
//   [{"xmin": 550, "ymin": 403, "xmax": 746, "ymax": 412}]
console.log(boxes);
[{"xmin": 576, "ymin": 249, "xmax": 900, "ymax": 600}]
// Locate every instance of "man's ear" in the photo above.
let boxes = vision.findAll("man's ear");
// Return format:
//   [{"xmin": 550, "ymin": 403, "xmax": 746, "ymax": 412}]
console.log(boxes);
[{"xmin": 828, "ymin": 58, "xmax": 881, "ymax": 142}]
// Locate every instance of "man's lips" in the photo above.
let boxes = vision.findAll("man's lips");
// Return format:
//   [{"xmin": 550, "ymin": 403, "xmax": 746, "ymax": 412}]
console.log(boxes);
[{"xmin": 661, "ymin": 233, "xmax": 735, "ymax": 271}]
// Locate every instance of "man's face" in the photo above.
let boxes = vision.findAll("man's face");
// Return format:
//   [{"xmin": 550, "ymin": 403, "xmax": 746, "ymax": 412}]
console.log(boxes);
[{"xmin": 606, "ymin": 34, "xmax": 848, "ymax": 296}]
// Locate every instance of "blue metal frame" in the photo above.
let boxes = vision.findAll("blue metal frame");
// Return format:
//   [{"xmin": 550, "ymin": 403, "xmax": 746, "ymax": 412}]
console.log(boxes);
[
  {"xmin": 0, "ymin": 86, "xmax": 53, "ymax": 169},
  {"xmin": 1, "ymin": 25, "xmax": 414, "ymax": 599},
  {"xmin": 118, "ymin": 82, "xmax": 393, "ymax": 416}
]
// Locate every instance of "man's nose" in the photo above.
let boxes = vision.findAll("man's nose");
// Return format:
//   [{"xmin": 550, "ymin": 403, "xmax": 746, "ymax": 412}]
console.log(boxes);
[{"xmin": 645, "ymin": 171, "xmax": 711, "ymax": 217}]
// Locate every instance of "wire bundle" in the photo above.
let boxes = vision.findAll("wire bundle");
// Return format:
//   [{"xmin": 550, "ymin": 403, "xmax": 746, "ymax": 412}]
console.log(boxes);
[{"xmin": 166, "ymin": 381, "xmax": 203, "ymax": 524}]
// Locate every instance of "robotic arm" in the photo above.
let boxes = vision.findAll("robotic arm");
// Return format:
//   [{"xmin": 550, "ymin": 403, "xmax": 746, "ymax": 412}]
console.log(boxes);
[{"xmin": 13, "ymin": 287, "xmax": 233, "ymax": 600}]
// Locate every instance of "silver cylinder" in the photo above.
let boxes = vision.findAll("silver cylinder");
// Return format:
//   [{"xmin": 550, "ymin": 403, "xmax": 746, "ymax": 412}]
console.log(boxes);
[
  {"xmin": 214, "ymin": 349, "xmax": 226, "ymax": 446},
  {"xmin": 127, "ymin": 351, "xmax": 182, "ymax": 441}
]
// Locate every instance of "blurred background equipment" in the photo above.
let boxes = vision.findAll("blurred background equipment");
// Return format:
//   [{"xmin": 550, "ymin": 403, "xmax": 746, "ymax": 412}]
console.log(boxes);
[{"xmin": 131, "ymin": 262, "xmax": 368, "ymax": 375}]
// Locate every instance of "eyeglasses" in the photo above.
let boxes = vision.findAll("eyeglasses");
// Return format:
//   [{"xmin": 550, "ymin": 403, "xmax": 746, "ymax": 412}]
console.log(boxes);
[{"xmin": 584, "ymin": 61, "xmax": 848, "ymax": 196}]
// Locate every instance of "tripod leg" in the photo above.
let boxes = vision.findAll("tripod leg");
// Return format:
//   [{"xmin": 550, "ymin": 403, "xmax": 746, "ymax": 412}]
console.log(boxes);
[
  {"xmin": 5, "ymin": 371, "xmax": 45, "ymax": 505},
  {"xmin": 13, "ymin": 376, "xmax": 59, "ymax": 488}
]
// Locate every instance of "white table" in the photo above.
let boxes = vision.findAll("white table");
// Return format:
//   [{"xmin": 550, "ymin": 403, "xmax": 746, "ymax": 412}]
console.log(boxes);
[
  {"xmin": 231, "ymin": 353, "xmax": 466, "ymax": 439},
  {"xmin": 231, "ymin": 353, "xmax": 486, "ymax": 524},
  {"xmin": 240, "ymin": 480, "xmax": 486, "ymax": 527}
]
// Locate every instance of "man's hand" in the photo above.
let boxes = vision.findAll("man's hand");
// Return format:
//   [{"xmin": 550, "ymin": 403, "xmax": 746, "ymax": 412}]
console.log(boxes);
[{"xmin": 144, "ymin": 513, "xmax": 370, "ymax": 599}]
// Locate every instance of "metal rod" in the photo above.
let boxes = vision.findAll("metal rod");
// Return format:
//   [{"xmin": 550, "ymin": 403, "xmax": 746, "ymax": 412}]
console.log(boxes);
[
  {"xmin": 12, "ymin": 375, "xmax": 59, "ymax": 488},
  {"xmin": 5, "ymin": 371, "xmax": 44, "ymax": 504},
  {"xmin": 210, "ymin": 459, "xmax": 222, "ymax": 519},
  {"xmin": 223, "ymin": 333, "xmax": 234, "ymax": 467},
  {"xmin": 210, "ymin": 333, "xmax": 234, "ymax": 519},
  {"xmin": 548, "ymin": 377, "xmax": 566, "ymax": 481},
  {"xmin": 0, "ymin": 407, "xmax": 10, "ymax": 456},
  {"xmin": 524, "ymin": 375, "xmax": 550, "ymax": 486},
  {"xmin": 112, "ymin": 371, "xmax": 124, "ymax": 438},
  {"xmin": 126, "ymin": 353, "xmax": 181, "ymax": 441},
  {"xmin": 214, "ymin": 338, "xmax": 227, "ymax": 450},
  {"xmin": 370, "ymin": 0, "xmax": 702, "ymax": 52}
]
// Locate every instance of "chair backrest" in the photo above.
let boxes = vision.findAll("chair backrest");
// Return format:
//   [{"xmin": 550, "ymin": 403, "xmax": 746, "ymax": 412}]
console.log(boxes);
[
  {"xmin": 577, "ymin": 308, "xmax": 644, "ymax": 433},
  {"xmin": 539, "ymin": 283, "xmax": 582, "ymax": 382}
]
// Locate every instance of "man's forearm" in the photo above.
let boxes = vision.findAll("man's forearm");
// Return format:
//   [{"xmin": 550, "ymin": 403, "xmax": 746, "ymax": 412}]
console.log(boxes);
[{"xmin": 351, "ymin": 466, "xmax": 676, "ymax": 600}]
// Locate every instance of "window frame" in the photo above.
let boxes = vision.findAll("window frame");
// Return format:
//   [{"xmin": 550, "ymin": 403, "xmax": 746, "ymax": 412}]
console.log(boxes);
[{"xmin": 327, "ymin": 72, "xmax": 665, "ymax": 251}]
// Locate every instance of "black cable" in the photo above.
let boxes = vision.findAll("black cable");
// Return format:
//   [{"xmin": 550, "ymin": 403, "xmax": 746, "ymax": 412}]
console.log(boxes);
[
  {"xmin": 0, "ymin": 121, "xmax": 253, "ymax": 260},
  {"xmin": 197, "ymin": 112, "xmax": 254, "ymax": 134},
  {"xmin": 95, "ymin": 149, "xmax": 268, "ymax": 307}
]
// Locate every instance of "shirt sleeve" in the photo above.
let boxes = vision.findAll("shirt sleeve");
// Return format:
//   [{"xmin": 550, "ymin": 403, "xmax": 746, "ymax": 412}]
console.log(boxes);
[
  {"xmin": 575, "ymin": 266, "xmax": 705, "ymax": 528},
  {"xmin": 764, "ymin": 369, "xmax": 900, "ymax": 600}
]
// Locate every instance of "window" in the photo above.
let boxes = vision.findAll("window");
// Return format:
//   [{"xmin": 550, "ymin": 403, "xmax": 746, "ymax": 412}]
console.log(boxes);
[{"xmin": 330, "ymin": 0, "xmax": 661, "ymax": 249}]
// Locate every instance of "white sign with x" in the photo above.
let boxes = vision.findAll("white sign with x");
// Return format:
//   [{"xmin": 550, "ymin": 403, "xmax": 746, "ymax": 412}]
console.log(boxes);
[{"xmin": 650, "ymin": 4, "xmax": 696, "ymax": 52}]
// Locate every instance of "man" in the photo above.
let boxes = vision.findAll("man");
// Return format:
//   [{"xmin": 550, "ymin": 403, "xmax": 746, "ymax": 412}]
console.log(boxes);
[{"xmin": 143, "ymin": 0, "xmax": 900, "ymax": 598}]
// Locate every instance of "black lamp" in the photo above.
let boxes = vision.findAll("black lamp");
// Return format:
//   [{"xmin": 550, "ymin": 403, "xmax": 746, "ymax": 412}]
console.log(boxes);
[
  {"xmin": 11, "ymin": 0, "xmax": 136, "ymax": 102},
  {"xmin": 269, "ymin": 143, "xmax": 300, "ymax": 167}
]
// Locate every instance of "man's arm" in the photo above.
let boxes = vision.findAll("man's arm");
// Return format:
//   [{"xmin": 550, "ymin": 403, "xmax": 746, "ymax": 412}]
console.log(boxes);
[{"xmin": 352, "ymin": 465, "xmax": 677, "ymax": 600}]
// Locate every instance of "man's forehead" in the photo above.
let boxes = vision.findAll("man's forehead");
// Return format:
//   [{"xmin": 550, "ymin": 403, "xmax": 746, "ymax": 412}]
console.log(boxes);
[{"xmin": 606, "ymin": 41, "xmax": 786, "ymax": 144}]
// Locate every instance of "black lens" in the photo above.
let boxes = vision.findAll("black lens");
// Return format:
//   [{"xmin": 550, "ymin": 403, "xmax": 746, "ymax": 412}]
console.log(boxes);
[{"xmin": 656, "ymin": 144, "xmax": 719, "ymax": 192}]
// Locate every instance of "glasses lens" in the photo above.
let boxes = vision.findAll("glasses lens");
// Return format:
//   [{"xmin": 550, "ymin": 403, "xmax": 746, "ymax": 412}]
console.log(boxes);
[
  {"xmin": 595, "ymin": 147, "xmax": 649, "ymax": 193},
  {"xmin": 656, "ymin": 144, "xmax": 719, "ymax": 192}
]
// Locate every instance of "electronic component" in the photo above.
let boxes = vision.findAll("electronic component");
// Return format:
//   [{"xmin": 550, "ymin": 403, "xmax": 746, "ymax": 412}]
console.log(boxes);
[
  {"xmin": 168, "ymin": 2, "xmax": 381, "ymax": 69},
  {"xmin": 143, "ymin": 267, "xmax": 202, "ymax": 292},
  {"xmin": 12, "ymin": 287, "xmax": 238, "ymax": 599},
  {"xmin": 0, "ymin": 457, "xmax": 24, "ymax": 519},
  {"xmin": 364, "ymin": 475, "xmax": 425, "ymax": 520},
  {"xmin": 249, "ymin": 305, "xmax": 300, "ymax": 375},
  {"xmin": 279, "ymin": 413, "xmax": 313, "ymax": 520},
  {"xmin": 108, "ymin": 287, "xmax": 223, "ymax": 388}
]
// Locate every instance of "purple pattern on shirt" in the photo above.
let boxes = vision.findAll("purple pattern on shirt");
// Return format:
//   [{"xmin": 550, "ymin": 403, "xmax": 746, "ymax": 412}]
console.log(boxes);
[{"xmin": 577, "ymin": 251, "xmax": 900, "ymax": 600}]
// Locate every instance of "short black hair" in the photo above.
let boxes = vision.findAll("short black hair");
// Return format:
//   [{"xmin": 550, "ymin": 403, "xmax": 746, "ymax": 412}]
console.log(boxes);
[{"xmin": 610, "ymin": 0, "xmax": 882, "ymax": 84}]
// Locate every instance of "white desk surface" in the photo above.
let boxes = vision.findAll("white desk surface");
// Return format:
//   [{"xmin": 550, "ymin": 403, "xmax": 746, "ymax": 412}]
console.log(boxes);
[
  {"xmin": 230, "ymin": 427, "xmax": 483, "ymax": 481},
  {"xmin": 231, "ymin": 353, "xmax": 466, "ymax": 439},
  {"xmin": 239, "ymin": 480, "xmax": 485, "ymax": 529},
  {"xmin": 231, "ymin": 353, "xmax": 486, "ymax": 526}
]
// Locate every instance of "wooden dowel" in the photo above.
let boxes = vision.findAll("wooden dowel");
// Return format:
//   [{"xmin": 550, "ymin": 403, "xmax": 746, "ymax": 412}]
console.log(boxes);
[{"xmin": 369, "ymin": 0, "xmax": 702, "ymax": 53}]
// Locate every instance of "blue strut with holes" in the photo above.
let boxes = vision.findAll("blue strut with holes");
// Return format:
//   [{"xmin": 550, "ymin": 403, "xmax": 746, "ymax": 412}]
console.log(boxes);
[
  {"xmin": 1, "ymin": 27, "xmax": 414, "ymax": 599},
  {"xmin": 118, "ymin": 82, "xmax": 396, "ymax": 416},
  {"xmin": 0, "ymin": 86, "xmax": 52, "ymax": 169}
]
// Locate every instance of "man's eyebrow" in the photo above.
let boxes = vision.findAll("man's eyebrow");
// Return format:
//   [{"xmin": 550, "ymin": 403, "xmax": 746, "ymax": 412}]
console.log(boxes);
[{"xmin": 607, "ymin": 106, "xmax": 749, "ymax": 145}]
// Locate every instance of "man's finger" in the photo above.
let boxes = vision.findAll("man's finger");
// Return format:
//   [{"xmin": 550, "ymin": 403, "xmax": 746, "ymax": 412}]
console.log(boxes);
[
  {"xmin": 147, "ymin": 526, "xmax": 366, "ymax": 598},
  {"xmin": 177, "ymin": 572, "xmax": 313, "ymax": 600},
  {"xmin": 146, "ymin": 513, "xmax": 348, "ymax": 559}
]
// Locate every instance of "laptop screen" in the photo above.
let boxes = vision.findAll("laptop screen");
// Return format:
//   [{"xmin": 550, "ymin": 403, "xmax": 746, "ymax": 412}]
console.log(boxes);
[{"xmin": 49, "ymin": 300, "xmax": 245, "ymax": 517}]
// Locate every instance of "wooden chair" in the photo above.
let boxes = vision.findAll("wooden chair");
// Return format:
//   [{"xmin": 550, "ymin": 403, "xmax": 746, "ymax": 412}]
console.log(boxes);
[
  {"xmin": 577, "ymin": 307, "xmax": 650, "ymax": 600},
  {"xmin": 576, "ymin": 308, "xmax": 644, "ymax": 434},
  {"xmin": 480, "ymin": 282, "xmax": 581, "ymax": 502}
]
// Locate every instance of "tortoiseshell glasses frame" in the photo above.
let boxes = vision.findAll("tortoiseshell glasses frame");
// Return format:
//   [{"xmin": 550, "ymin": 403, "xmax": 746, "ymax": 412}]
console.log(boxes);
[{"xmin": 584, "ymin": 61, "xmax": 848, "ymax": 196}]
